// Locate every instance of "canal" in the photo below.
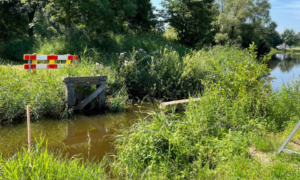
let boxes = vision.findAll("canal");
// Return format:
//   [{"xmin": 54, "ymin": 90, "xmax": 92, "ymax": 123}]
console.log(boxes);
[{"xmin": 268, "ymin": 53, "xmax": 300, "ymax": 89}]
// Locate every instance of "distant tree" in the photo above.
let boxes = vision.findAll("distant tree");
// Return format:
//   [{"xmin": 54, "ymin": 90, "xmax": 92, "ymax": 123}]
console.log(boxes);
[
  {"xmin": 281, "ymin": 29, "xmax": 298, "ymax": 49},
  {"xmin": 162, "ymin": 0, "xmax": 215, "ymax": 48},
  {"xmin": 214, "ymin": 0, "xmax": 273, "ymax": 55},
  {"xmin": 267, "ymin": 22, "xmax": 283, "ymax": 47},
  {"xmin": 128, "ymin": 0, "xmax": 156, "ymax": 32}
]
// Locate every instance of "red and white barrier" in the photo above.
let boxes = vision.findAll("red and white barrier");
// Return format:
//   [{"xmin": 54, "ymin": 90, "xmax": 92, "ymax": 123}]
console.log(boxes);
[
  {"xmin": 23, "ymin": 54, "xmax": 78, "ymax": 71},
  {"xmin": 24, "ymin": 64, "xmax": 70, "ymax": 69},
  {"xmin": 24, "ymin": 55, "xmax": 78, "ymax": 61}
]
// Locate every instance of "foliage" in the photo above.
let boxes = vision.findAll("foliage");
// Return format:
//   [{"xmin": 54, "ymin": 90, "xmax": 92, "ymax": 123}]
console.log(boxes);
[
  {"xmin": 162, "ymin": 0, "xmax": 215, "ymax": 47},
  {"xmin": 282, "ymin": 29, "xmax": 299, "ymax": 49},
  {"xmin": 267, "ymin": 22, "xmax": 283, "ymax": 47},
  {"xmin": 214, "ymin": 0, "xmax": 273, "ymax": 56},
  {"xmin": 0, "ymin": 139, "xmax": 108, "ymax": 179},
  {"xmin": 107, "ymin": 90, "xmax": 129, "ymax": 112},
  {"xmin": 127, "ymin": 0, "xmax": 156, "ymax": 32},
  {"xmin": 0, "ymin": 60, "xmax": 121, "ymax": 122},
  {"xmin": 0, "ymin": 1, "xmax": 28, "ymax": 42}
]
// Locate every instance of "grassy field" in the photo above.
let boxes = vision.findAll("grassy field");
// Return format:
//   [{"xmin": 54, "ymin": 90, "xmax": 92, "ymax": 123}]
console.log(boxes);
[{"xmin": 270, "ymin": 47, "xmax": 300, "ymax": 55}]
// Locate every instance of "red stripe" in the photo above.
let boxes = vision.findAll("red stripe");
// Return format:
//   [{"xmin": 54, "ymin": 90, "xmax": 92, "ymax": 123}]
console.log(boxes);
[
  {"xmin": 47, "ymin": 64, "xmax": 58, "ymax": 69},
  {"xmin": 24, "ymin": 55, "xmax": 29, "ymax": 60},
  {"xmin": 24, "ymin": 55, "xmax": 37, "ymax": 60},
  {"xmin": 47, "ymin": 55, "xmax": 58, "ymax": 60},
  {"xmin": 24, "ymin": 64, "xmax": 36, "ymax": 69},
  {"xmin": 68, "ymin": 56, "xmax": 73, "ymax": 60},
  {"xmin": 74, "ymin": 56, "xmax": 78, "ymax": 60}
]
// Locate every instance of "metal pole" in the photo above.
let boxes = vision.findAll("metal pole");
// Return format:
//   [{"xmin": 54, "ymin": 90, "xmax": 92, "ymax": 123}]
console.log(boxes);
[
  {"xmin": 27, "ymin": 105, "xmax": 31, "ymax": 153},
  {"xmin": 28, "ymin": 55, "xmax": 31, "ymax": 73},
  {"xmin": 278, "ymin": 120, "xmax": 300, "ymax": 153}
]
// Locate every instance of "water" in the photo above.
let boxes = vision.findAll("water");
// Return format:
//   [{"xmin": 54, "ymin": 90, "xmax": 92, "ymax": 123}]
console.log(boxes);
[
  {"xmin": 0, "ymin": 103, "xmax": 156, "ymax": 161},
  {"xmin": 268, "ymin": 53, "xmax": 300, "ymax": 89}
]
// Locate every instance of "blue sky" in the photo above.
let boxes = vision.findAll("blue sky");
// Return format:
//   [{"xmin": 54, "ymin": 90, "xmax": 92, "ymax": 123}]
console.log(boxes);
[{"xmin": 151, "ymin": 0, "xmax": 300, "ymax": 34}]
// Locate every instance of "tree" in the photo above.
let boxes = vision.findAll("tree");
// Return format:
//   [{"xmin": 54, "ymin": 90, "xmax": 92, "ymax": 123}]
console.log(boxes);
[
  {"xmin": 44, "ymin": 0, "xmax": 138, "ymax": 42},
  {"xmin": 162, "ymin": 0, "xmax": 215, "ymax": 48},
  {"xmin": 127, "ymin": 0, "xmax": 156, "ymax": 32},
  {"xmin": 15, "ymin": 0, "xmax": 48, "ymax": 38},
  {"xmin": 267, "ymin": 22, "xmax": 283, "ymax": 47},
  {"xmin": 0, "ymin": 1, "xmax": 28, "ymax": 42},
  {"xmin": 214, "ymin": 0, "xmax": 273, "ymax": 55},
  {"xmin": 281, "ymin": 29, "xmax": 298, "ymax": 49}
]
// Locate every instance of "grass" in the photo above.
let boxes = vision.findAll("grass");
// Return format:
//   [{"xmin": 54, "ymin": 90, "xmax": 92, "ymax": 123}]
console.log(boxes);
[
  {"xmin": 270, "ymin": 47, "xmax": 300, "ymax": 55},
  {"xmin": 3, "ymin": 40, "xmax": 300, "ymax": 178},
  {"xmin": 0, "ymin": 60, "xmax": 122, "ymax": 122},
  {"xmin": 0, "ymin": 139, "xmax": 109, "ymax": 179}
]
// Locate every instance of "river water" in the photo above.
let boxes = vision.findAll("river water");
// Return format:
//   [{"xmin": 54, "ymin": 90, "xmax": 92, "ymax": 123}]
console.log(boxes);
[
  {"xmin": 0, "ymin": 103, "xmax": 156, "ymax": 161},
  {"xmin": 268, "ymin": 53, "xmax": 300, "ymax": 89}
]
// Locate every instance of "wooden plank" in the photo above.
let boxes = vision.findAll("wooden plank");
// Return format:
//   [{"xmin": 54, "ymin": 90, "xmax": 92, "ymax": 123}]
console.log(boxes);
[
  {"xmin": 65, "ymin": 85, "xmax": 75, "ymax": 109},
  {"xmin": 63, "ymin": 76, "xmax": 107, "ymax": 83},
  {"xmin": 74, "ymin": 85, "xmax": 106, "ymax": 110},
  {"xmin": 160, "ymin": 98, "xmax": 201, "ymax": 111},
  {"xmin": 74, "ymin": 91, "xmax": 85, "ymax": 101},
  {"xmin": 97, "ymin": 81, "xmax": 105, "ymax": 109}
]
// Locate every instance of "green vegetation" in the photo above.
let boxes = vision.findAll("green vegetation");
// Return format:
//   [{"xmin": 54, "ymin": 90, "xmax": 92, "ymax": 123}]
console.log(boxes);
[
  {"xmin": 2, "ymin": 0, "xmax": 300, "ymax": 179},
  {"xmin": 2, "ymin": 45, "xmax": 300, "ymax": 179},
  {"xmin": 269, "ymin": 47, "xmax": 300, "ymax": 55},
  {"xmin": 0, "ymin": 139, "xmax": 108, "ymax": 179}
]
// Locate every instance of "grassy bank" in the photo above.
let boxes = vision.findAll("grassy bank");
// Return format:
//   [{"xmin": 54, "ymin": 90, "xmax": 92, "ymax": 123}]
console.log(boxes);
[
  {"xmin": 270, "ymin": 47, "xmax": 300, "ymax": 55},
  {"xmin": 2, "ymin": 45, "xmax": 300, "ymax": 179},
  {"xmin": 0, "ymin": 140, "xmax": 109, "ymax": 179}
]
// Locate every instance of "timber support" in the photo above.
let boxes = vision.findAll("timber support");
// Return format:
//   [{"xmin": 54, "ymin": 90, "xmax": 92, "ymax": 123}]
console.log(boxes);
[{"xmin": 63, "ymin": 75, "xmax": 107, "ymax": 111}]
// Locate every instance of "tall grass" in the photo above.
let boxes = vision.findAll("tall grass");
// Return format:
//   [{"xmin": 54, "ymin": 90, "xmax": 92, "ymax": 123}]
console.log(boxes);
[
  {"xmin": 3, "ymin": 45, "xmax": 300, "ymax": 179},
  {"xmin": 0, "ymin": 139, "xmax": 108, "ymax": 179},
  {"xmin": 0, "ymin": 60, "xmax": 122, "ymax": 122}
]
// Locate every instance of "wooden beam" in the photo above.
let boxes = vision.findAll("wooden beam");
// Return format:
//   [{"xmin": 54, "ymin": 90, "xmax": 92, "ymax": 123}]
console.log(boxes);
[
  {"xmin": 65, "ymin": 85, "xmax": 75, "ymax": 109},
  {"xmin": 160, "ymin": 98, "xmax": 201, "ymax": 111},
  {"xmin": 74, "ymin": 85, "xmax": 106, "ymax": 110},
  {"xmin": 63, "ymin": 76, "xmax": 107, "ymax": 86},
  {"xmin": 97, "ymin": 81, "xmax": 105, "ymax": 109}
]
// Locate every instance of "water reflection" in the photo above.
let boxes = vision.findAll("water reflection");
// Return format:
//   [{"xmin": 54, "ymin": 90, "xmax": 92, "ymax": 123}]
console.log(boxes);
[
  {"xmin": 268, "ymin": 53, "xmax": 300, "ymax": 89},
  {"xmin": 0, "ymin": 103, "xmax": 156, "ymax": 161}
]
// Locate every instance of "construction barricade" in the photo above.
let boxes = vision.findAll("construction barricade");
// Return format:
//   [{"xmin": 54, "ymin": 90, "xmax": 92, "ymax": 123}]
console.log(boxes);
[{"xmin": 24, "ymin": 54, "xmax": 78, "ymax": 72}]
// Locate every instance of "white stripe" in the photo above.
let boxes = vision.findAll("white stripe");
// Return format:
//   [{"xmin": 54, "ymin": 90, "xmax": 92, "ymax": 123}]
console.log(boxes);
[
  {"xmin": 36, "ymin": 55, "xmax": 48, "ymax": 60},
  {"xmin": 36, "ymin": 64, "xmax": 48, "ymax": 69},
  {"xmin": 57, "ymin": 56, "xmax": 69, "ymax": 60},
  {"xmin": 35, "ymin": 55, "xmax": 71, "ymax": 60}
]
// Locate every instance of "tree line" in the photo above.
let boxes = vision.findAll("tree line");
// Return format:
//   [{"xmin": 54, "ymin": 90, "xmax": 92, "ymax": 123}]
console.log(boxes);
[{"xmin": 0, "ymin": 0, "xmax": 296, "ymax": 58}]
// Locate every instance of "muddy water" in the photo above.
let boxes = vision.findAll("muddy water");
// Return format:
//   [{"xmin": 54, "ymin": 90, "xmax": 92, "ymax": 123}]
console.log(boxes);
[
  {"xmin": 268, "ymin": 53, "xmax": 300, "ymax": 89},
  {"xmin": 0, "ymin": 103, "xmax": 156, "ymax": 161}
]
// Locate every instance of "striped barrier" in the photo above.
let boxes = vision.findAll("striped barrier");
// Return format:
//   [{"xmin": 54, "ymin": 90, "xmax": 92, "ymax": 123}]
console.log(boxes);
[{"xmin": 24, "ymin": 54, "xmax": 78, "ymax": 71}]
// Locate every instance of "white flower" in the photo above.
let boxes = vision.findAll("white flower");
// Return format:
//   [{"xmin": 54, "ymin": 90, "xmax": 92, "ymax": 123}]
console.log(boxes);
[
  {"xmin": 152, "ymin": 51, "xmax": 159, "ymax": 55},
  {"xmin": 139, "ymin": 48, "xmax": 144, "ymax": 52},
  {"xmin": 120, "ymin": 53, "xmax": 125, "ymax": 56}
]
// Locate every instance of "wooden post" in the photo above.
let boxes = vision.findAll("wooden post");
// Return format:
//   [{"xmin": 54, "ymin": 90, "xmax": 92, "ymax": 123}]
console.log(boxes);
[
  {"xmin": 65, "ymin": 84, "xmax": 75, "ymax": 109},
  {"xmin": 98, "ymin": 81, "xmax": 105, "ymax": 109},
  {"xmin": 26, "ymin": 105, "xmax": 31, "ymax": 153}
]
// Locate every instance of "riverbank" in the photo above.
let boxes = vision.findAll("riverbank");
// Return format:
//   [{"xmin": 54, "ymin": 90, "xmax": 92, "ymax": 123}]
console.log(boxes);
[
  {"xmin": 270, "ymin": 47, "xmax": 300, "ymax": 55},
  {"xmin": 2, "ymin": 45, "xmax": 300, "ymax": 179}
]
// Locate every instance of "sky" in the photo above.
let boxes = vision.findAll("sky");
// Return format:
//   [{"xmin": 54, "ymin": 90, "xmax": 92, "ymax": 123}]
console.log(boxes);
[{"xmin": 151, "ymin": 0, "xmax": 300, "ymax": 34}]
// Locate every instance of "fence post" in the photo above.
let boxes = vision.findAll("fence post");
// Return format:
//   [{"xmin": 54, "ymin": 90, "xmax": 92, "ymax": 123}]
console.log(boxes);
[{"xmin": 27, "ymin": 105, "xmax": 31, "ymax": 153}]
